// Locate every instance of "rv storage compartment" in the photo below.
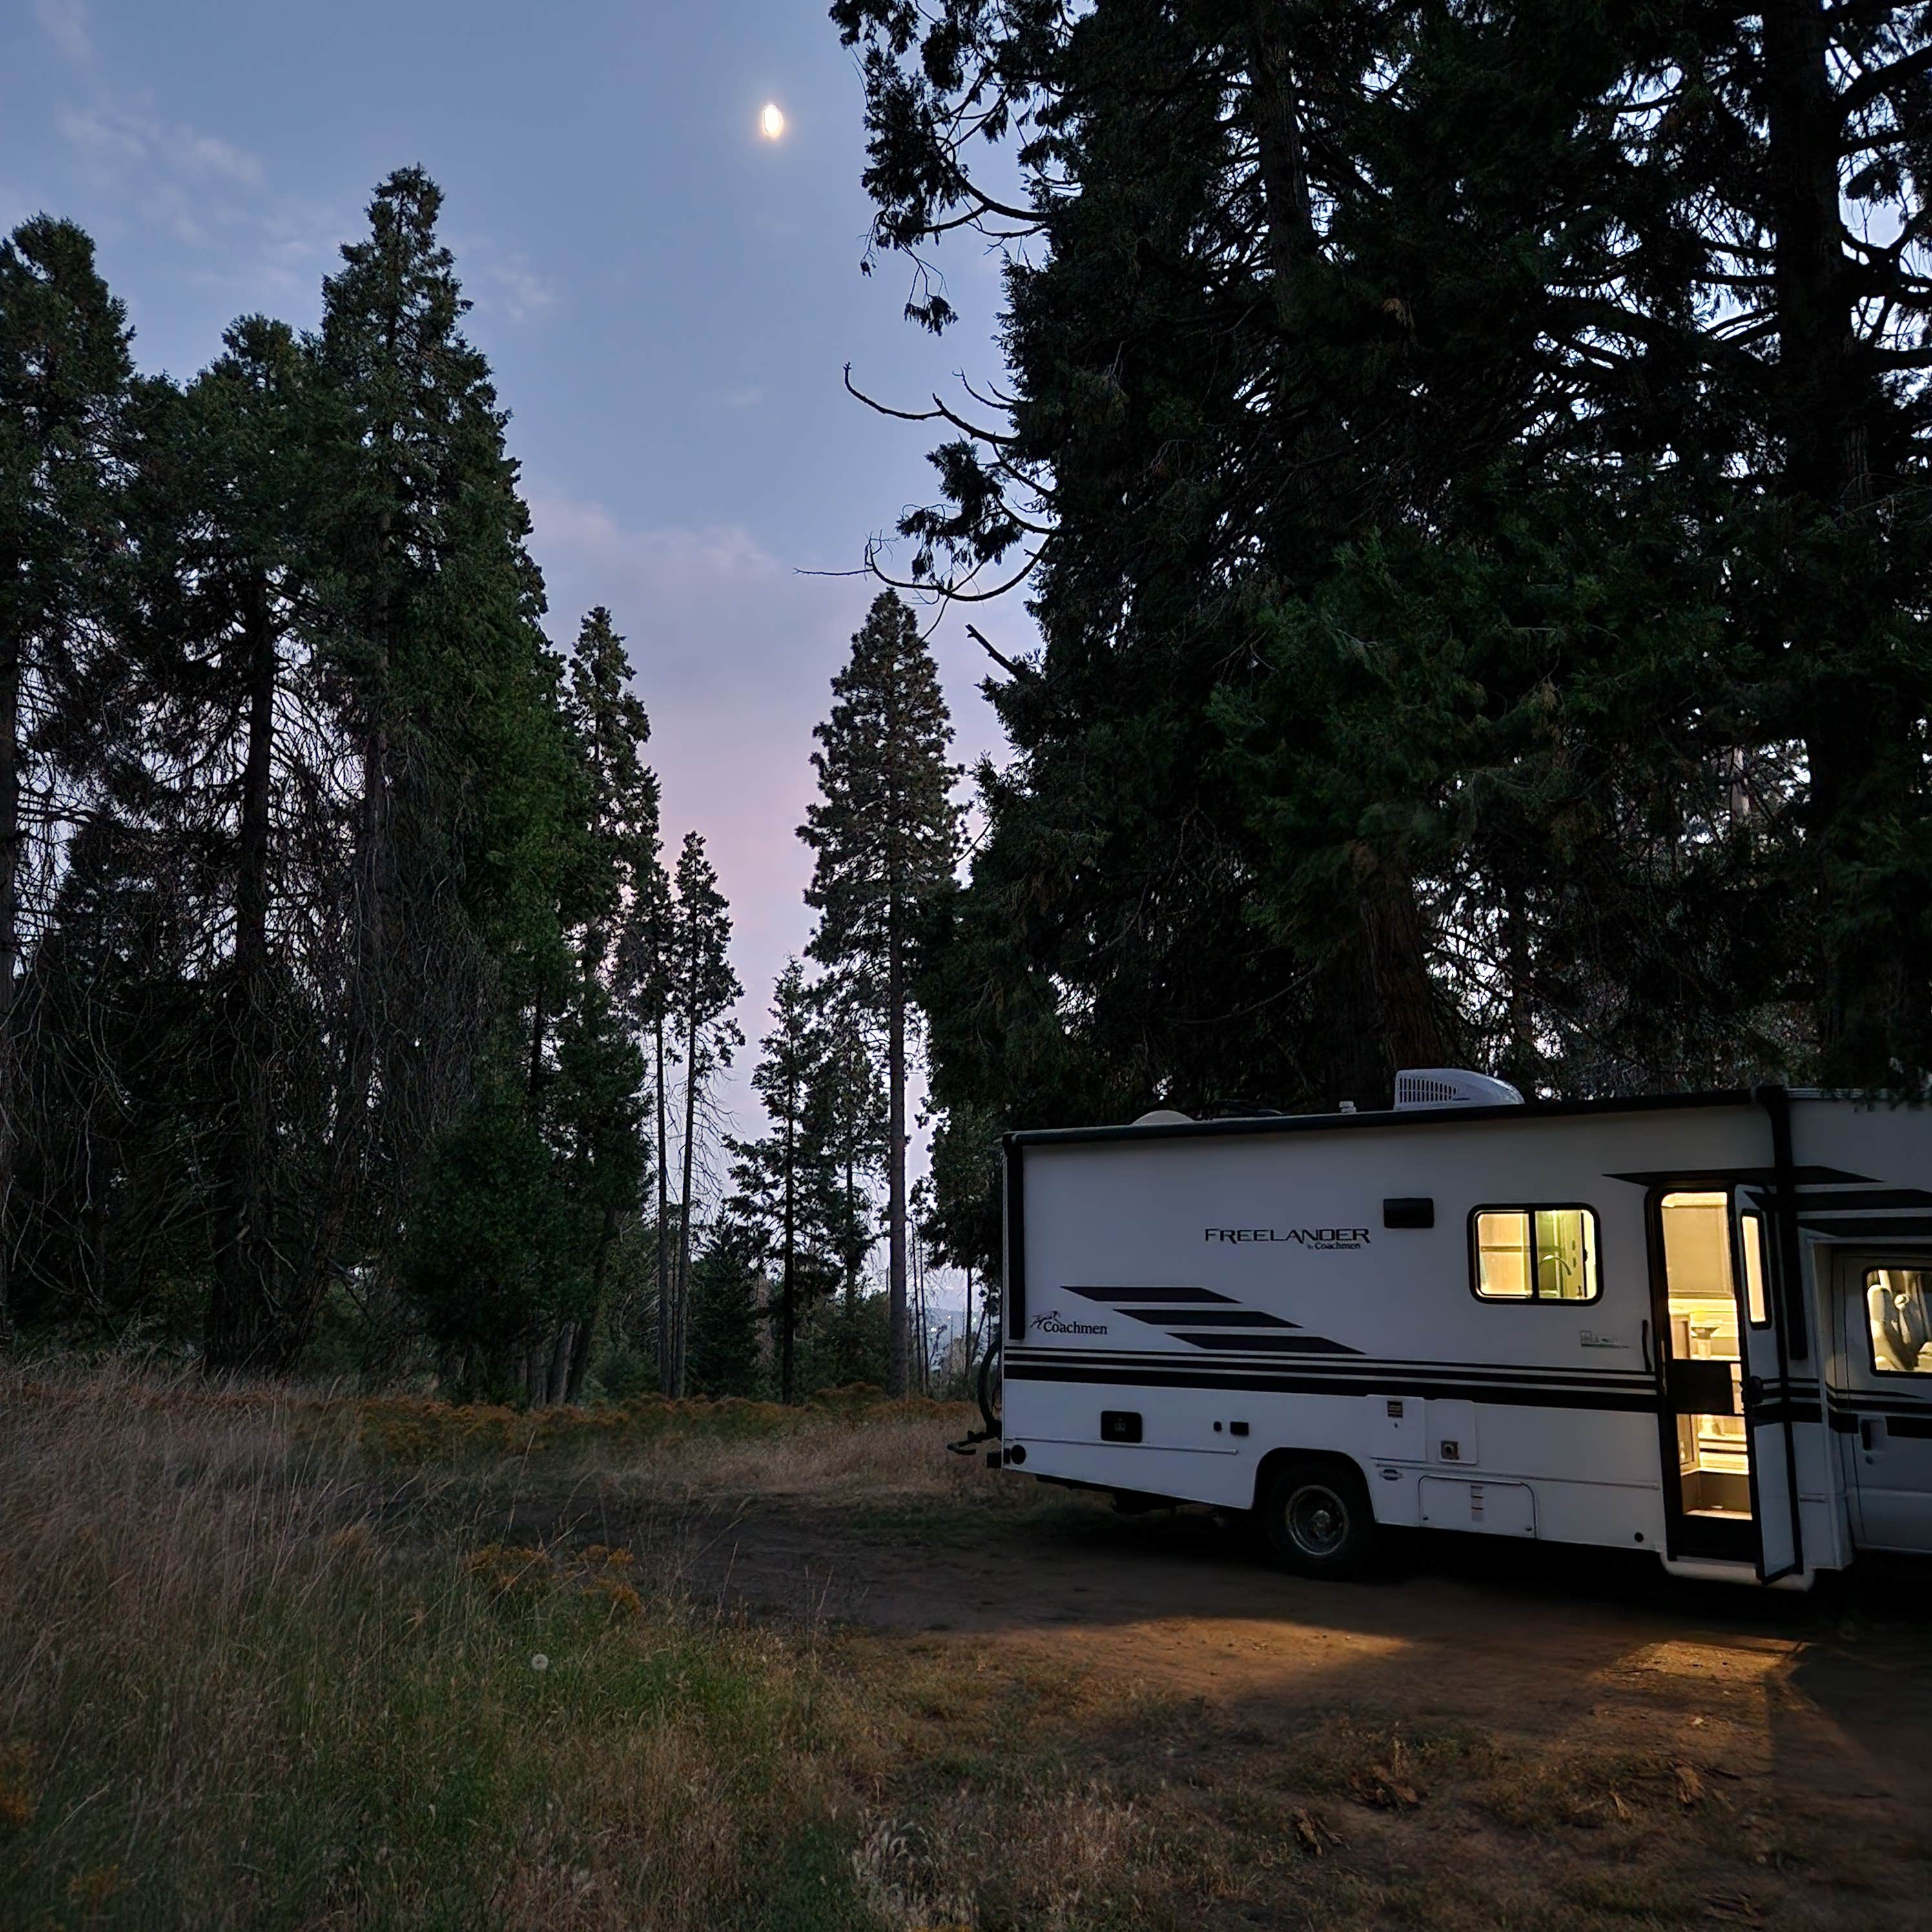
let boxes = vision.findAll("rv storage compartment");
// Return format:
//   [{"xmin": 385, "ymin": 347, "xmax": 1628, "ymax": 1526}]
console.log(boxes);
[{"xmin": 1419, "ymin": 1478, "xmax": 1536, "ymax": 1537}]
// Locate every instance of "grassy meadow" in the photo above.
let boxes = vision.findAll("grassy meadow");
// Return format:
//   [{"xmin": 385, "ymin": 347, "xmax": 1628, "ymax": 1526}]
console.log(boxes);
[
  {"xmin": 1, "ymin": 1370, "xmax": 1923, "ymax": 1931},
  {"xmin": 0, "ymin": 1373, "xmax": 1125, "ymax": 1932}
]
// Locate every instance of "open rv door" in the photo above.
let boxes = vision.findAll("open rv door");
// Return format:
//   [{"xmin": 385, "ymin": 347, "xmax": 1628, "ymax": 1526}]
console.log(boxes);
[{"xmin": 1734, "ymin": 1198, "xmax": 1803, "ymax": 1581}]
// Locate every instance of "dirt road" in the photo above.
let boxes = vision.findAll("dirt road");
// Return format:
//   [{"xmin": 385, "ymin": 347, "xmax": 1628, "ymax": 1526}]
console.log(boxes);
[
  {"xmin": 672, "ymin": 1497, "xmax": 1924, "ymax": 1776},
  {"xmin": 498, "ymin": 1456, "xmax": 1932, "ymax": 1924}
]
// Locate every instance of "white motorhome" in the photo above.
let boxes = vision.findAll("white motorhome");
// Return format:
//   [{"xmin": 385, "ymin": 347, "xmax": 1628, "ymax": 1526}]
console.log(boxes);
[{"xmin": 991, "ymin": 1076, "xmax": 1932, "ymax": 1585}]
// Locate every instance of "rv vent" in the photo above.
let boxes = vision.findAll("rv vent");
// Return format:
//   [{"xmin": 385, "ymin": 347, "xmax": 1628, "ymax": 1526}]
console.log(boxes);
[
  {"xmin": 1133, "ymin": 1108, "xmax": 1194, "ymax": 1125},
  {"xmin": 1393, "ymin": 1068, "xmax": 1525, "ymax": 1111}
]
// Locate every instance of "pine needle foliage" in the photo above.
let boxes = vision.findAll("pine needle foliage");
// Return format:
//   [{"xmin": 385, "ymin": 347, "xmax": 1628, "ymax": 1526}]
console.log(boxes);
[{"xmin": 799, "ymin": 590, "xmax": 960, "ymax": 1394}]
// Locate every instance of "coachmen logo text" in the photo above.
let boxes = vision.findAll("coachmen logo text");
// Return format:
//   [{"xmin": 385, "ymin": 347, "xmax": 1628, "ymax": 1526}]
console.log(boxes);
[
  {"xmin": 1204, "ymin": 1226, "xmax": 1371, "ymax": 1251},
  {"xmin": 1031, "ymin": 1309, "xmax": 1110, "ymax": 1336}
]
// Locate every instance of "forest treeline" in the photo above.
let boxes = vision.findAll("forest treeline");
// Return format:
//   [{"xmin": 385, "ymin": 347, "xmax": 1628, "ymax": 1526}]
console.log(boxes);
[
  {"xmin": 8, "ymin": 0, "xmax": 1931, "ymax": 1382},
  {"xmin": 0, "ymin": 172, "xmax": 969, "ymax": 1398},
  {"xmin": 836, "ymin": 0, "xmax": 1932, "ymax": 1277}
]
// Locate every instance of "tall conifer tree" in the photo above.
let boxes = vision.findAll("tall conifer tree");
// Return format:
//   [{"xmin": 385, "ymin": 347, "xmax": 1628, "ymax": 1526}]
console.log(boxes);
[
  {"xmin": 312, "ymin": 167, "xmax": 579, "ymax": 1323},
  {"xmin": 551, "ymin": 607, "xmax": 659, "ymax": 1400},
  {"xmin": 119, "ymin": 316, "xmax": 327, "ymax": 1367},
  {"xmin": 663, "ymin": 830, "xmax": 740, "ymax": 1395},
  {"xmin": 800, "ymin": 590, "xmax": 959, "ymax": 1394},
  {"xmin": 729, "ymin": 958, "xmax": 838, "ymax": 1403},
  {"xmin": 0, "ymin": 216, "xmax": 131, "ymax": 1338}
]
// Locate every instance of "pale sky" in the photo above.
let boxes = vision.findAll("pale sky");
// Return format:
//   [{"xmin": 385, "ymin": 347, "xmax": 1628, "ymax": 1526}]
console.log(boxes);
[{"xmin": 1, "ymin": 0, "xmax": 1034, "ymax": 1290}]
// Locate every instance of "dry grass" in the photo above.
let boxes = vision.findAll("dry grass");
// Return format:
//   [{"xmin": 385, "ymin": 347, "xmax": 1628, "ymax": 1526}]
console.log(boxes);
[{"xmin": 2, "ymin": 1367, "xmax": 1926, "ymax": 1931}]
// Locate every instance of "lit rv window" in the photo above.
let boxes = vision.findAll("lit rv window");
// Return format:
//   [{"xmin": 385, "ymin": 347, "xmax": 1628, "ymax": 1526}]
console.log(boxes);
[
  {"xmin": 1740, "ymin": 1212, "xmax": 1771, "ymax": 1326},
  {"xmin": 1866, "ymin": 1268, "xmax": 1932, "ymax": 1375},
  {"xmin": 1472, "ymin": 1208, "xmax": 1599, "ymax": 1302}
]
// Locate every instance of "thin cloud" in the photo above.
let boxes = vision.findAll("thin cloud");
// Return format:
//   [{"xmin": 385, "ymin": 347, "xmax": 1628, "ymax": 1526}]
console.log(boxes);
[
  {"xmin": 34, "ymin": 0, "xmax": 90, "ymax": 63},
  {"xmin": 528, "ymin": 493, "xmax": 785, "ymax": 622},
  {"xmin": 57, "ymin": 105, "xmax": 266, "ymax": 246},
  {"xmin": 59, "ymin": 107, "xmax": 263, "ymax": 189},
  {"xmin": 482, "ymin": 256, "xmax": 558, "ymax": 324}
]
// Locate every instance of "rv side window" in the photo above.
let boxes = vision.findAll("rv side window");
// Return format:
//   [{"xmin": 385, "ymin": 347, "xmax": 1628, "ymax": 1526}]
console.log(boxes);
[
  {"xmin": 1866, "ymin": 1268, "xmax": 1932, "ymax": 1375},
  {"xmin": 1740, "ymin": 1211, "xmax": 1771, "ymax": 1326},
  {"xmin": 1471, "ymin": 1208, "xmax": 1600, "ymax": 1303}
]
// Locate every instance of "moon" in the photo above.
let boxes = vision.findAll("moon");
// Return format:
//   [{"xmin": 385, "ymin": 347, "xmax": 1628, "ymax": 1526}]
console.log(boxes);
[{"xmin": 760, "ymin": 103, "xmax": 786, "ymax": 140}]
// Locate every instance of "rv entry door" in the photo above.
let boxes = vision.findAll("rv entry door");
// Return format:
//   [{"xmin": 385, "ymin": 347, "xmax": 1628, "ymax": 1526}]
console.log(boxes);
[
  {"xmin": 1733, "ymin": 1202, "xmax": 1802, "ymax": 1581},
  {"xmin": 1834, "ymin": 1254, "xmax": 1932, "ymax": 1554},
  {"xmin": 1650, "ymin": 1191, "xmax": 1801, "ymax": 1577}
]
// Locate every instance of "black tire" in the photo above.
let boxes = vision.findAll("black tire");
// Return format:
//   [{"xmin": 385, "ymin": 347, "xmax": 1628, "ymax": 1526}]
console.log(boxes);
[{"xmin": 1259, "ymin": 1459, "xmax": 1378, "ymax": 1579}]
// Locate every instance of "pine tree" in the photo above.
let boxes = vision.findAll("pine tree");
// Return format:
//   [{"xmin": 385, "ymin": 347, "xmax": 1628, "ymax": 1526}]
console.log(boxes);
[
  {"xmin": 728, "ymin": 958, "xmax": 839, "ymax": 1403},
  {"xmin": 663, "ymin": 830, "xmax": 740, "ymax": 1395},
  {"xmin": 836, "ymin": 0, "xmax": 1932, "ymax": 1118},
  {"xmin": 814, "ymin": 968, "xmax": 884, "ymax": 1317},
  {"xmin": 313, "ymin": 167, "xmax": 582, "ymax": 1331},
  {"xmin": 0, "ymin": 216, "xmax": 132, "ymax": 1338},
  {"xmin": 684, "ymin": 1217, "xmax": 768, "ymax": 1399},
  {"xmin": 800, "ymin": 590, "xmax": 960, "ymax": 1394},
  {"xmin": 113, "ymin": 316, "xmax": 336, "ymax": 1368},
  {"xmin": 543, "ymin": 606, "xmax": 659, "ymax": 1401}
]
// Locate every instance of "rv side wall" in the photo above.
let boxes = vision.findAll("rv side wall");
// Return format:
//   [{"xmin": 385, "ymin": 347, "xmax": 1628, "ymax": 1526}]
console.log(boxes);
[{"xmin": 1002, "ymin": 1102, "xmax": 1827, "ymax": 1569}]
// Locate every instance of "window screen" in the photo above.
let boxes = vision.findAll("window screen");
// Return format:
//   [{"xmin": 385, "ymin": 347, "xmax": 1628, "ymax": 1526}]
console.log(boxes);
[
  {"xmin": 1867, "ymin": 1268, "xmax": 1932, "ymax": 1375},
  {"xmin": 1473, "ymin": 1208, "xmax": 1599, "ymax": 1302}
]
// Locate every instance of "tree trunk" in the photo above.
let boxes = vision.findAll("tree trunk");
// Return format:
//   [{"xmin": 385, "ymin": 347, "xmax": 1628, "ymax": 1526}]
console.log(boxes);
[
  {"xmin": 544, "ymin": 1319, "xmax": 575, "ymax": 1406},
  {"xmin": 1503, "ymin": 880, "xmax": 1535, "ymax": 1093},
  {"xmin": 1246, "ymin": 0, "xmax": 1315, "ymax": 283},
  {"xmin": 1762, "ymin": 0, "xmax": 1907, "ymax": 1083},
  {"xmin": 1355, "ymin": 857, "xmax": 1450, "ymax": 1086},
  {"xmin": 886, "ymin": 933, "xmax": 908, "ymax": 1397},
  {"xmin": 655, "ymin": 1016, "xmax": 672, "ymax": 1394},
  {"xmin": 0, "ymin": 603, "xmax": 18, "ymax": 1343},
  {"xmin": 843, "ymin": 1135, "xmax": 857, "ymax": 1317},
  {"xmin": 564, "ymin": 1209, "xmax": 614, "ymax": 1405},
  {"xmin": 289, "ymin": 590, "xmax": 391, "ymax": 1366},
  {"xmin": 209, "ymin": 571, "xmax": 282, "ymax": 1370},
  {"xmin": 676, "ymin": 1004, "xmax": 700, "ymax": 1398}
]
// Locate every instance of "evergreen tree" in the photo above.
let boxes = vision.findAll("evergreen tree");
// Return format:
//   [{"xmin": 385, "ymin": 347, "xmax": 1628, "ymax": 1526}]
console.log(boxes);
[
  {"xmin": 537, "ymin": 606, "xmax": 659, "ymax": 1402},
  {"xmin": 728, "ymin": 958, "xmax": 839, "ymax": 1403},
  {"xmin": 684, "ymin": 1217, "xmax": 769, "ymax": 1398},
  {"xmin": 663, "ymin": 830, "xmax": 740, "ymax": 1395},
  {"xmin": 112, "ymin": 317, "xmax": 340, "ymax": 1368},
  {"xmin": 834, "ymin": 0, "xmax": 1932, "ymax": 1147},
  {"xmin": 313, "ymin": 167, "xmax": 584, "ymax": 1341},
  {"xmin": 814, "ymin": 968, "xmax": 885, "ymax": 1316},
  {"xmin": 799, "ymin": 590, "xmax": 960, "ymax": 1393},
  {"xmin": 0, "ymin": 216, "xmax": 132, "ymax": 1337}
]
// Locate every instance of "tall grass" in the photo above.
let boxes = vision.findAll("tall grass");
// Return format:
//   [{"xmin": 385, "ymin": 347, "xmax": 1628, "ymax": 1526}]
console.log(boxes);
[
  {"xmin": 6, "ymin": 1368, "xmax": 1890, "ymax": 1931},
  {"xmin": 0, "ymin": 1370, "xmax": 932, "ymax": 1931}
]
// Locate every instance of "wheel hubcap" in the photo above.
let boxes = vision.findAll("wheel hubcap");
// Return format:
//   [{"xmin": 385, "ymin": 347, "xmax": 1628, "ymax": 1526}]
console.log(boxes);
[{"xmin": 1286, "ymin": 1484, "xmax": 1348, "ymax": 1557}]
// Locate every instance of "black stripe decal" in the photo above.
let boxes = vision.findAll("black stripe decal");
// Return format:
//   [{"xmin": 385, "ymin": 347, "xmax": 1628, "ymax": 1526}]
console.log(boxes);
[
  {"xmin": 1796, "ymin": 1216, "xmax": 1932, "ymax": 1237},
  {"xmin": 1006, "ymin": 1359, "xmax": 1660, "ymax": 1412},
  {"xmin": 1122, "ymin": 1308, "xmax": 1298, "ymax": 1329},
  {"xmin": 1791, "ymin": 1188, "xmax": 1932, "ymax": 1209},
  {"xmin": 1067, "ymin": 1284, "xmax": 1234, "ymax": 1304},
  {"xmin": 1824, "ymin": 1406, "xmax": 1932, "ymax": 1437},
  {"xmin": 1006, "ymin": 1346, "xmax": 1651, "ymax": 1385},
  {"xmin": 1169, "ymin": 1330, "xmax": 1364, "ymax": 1355}
]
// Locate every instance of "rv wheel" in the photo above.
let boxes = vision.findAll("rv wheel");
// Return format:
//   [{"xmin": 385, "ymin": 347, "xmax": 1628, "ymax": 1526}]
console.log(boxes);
[{"xmin": 1260, "ymin": 1461, "xmax": 1377, "ymax": 1579}]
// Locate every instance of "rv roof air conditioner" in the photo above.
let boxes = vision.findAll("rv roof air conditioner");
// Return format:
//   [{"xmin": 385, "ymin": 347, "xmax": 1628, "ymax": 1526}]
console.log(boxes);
[
  {"xmin": 1393, "ymin": 1068, "xmax": 1525, "ymax": 1111},
  {"xmin": 1133, "ymin": 1107, "xmax": 1194, "ymax": 1125}
]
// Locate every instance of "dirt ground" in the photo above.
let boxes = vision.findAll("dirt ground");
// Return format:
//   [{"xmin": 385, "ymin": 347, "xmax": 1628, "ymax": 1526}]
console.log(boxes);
[{"xmin": 514, "ymin": 1473, "xmax": 1932, "ymax": 1927}]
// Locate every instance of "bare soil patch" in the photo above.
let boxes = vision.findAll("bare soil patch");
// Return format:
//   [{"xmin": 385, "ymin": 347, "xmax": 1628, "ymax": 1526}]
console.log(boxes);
[{"xmin": 513, "ymin": 1471, "xmax": 1932, "ymax": 1928}]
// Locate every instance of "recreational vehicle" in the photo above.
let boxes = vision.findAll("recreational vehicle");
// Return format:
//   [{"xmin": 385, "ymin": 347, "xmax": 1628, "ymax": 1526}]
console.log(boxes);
[{"xmin": 989, "ymin": 1077, "xmax": 1932, "ymax": 1587}]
